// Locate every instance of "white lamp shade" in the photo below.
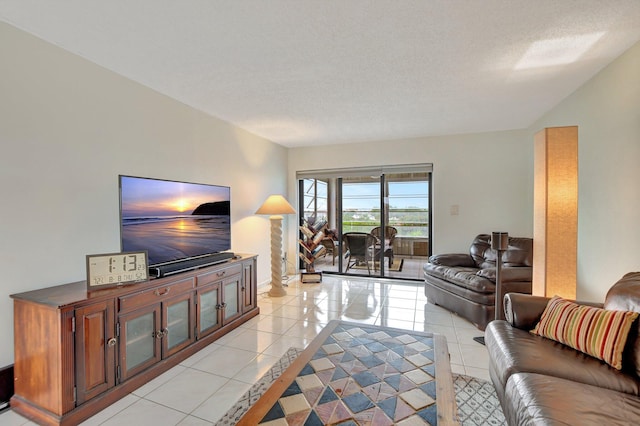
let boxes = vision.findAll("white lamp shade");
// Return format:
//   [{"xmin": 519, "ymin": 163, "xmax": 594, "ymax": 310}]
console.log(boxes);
[{"xmin": 255, "ymin": 195, "xmax": 295, "ymax": 215}]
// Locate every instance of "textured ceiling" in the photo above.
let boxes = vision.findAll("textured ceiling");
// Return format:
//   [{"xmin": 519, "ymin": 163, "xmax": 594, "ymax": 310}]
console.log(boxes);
[{"xmin": 1, "ymin": 1, "xmax": 639, "ymax": 147}]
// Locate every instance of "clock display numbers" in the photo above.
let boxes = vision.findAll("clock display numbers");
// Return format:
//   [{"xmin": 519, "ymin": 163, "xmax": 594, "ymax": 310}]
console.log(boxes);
[{"xmin": 86, "ymin": 251, "xmax": 149, "ymax": 290}]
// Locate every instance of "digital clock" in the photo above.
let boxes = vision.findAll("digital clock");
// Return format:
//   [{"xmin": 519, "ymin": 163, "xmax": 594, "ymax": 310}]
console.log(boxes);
[{"xmin": 86, "ymin": 251, "xmax": 149, "ymax": 290}]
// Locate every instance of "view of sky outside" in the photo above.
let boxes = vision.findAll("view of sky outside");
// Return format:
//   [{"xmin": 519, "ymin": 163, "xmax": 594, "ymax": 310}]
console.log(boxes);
[
  {"xmin": 343, "ymin": 181, "xmax": 428, "ymax": 210},
  {"xmin": 343, "ymin": 181, "xmax": 429, "ymax": 237}
]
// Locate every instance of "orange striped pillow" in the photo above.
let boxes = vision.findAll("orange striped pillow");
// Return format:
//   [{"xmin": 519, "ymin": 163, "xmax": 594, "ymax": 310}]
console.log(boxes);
[{"xmin": 531, "ymin": 296, "xmax": 639, "ymax": 370}]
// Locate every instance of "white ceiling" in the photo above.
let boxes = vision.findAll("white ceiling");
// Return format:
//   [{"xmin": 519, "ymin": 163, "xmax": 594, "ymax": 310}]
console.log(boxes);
[{"xmin": 1, "ymin": 1, "xmax": 640, "ymax": 147}]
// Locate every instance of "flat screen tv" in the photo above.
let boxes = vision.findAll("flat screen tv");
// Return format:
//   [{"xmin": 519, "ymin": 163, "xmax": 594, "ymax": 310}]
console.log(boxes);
[{"xmin": 119, "ymin": 175, "xmax": 231, "ymax": 267}]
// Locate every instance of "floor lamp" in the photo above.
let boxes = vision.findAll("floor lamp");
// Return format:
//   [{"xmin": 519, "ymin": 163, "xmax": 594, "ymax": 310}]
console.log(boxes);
[
  {"xmin": 533, "ymin": 126, "xmax": 578, "ymax": 299},
  {"xmin": 492, "ymin": 232, "xmax": 509, "ymax": 321},
  {"xmin": 256, "ymin": 195, "xmax": 295, "ymax": 297},
  {"xmin": 474, "ymin": 231, "xmax": 509, "ymax": 346}
]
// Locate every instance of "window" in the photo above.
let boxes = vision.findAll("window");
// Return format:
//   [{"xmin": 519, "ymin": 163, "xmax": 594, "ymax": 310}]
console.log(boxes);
[
  {"xmin": 387, "ymin": 180, "xmax": 429, "ymax": 237},
  {"xmin": 302, "ymin": 179, "xmax": 328, "ymax": 223}
]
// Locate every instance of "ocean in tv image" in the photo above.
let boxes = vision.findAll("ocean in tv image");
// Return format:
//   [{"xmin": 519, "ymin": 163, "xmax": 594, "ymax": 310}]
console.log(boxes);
[{"xmin": 120, "ymin": 176, "xmax": 231, "ymax": 266}]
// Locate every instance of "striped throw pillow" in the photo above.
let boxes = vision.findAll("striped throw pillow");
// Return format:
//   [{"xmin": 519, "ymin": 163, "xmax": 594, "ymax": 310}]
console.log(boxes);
[{"xmin": 531, "ymin": 296, "xmax": 639, "ymax": 370}]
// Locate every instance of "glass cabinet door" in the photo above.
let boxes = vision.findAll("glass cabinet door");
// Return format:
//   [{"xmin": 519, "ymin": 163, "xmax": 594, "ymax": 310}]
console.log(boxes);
[
  {"xmin": 223, "ymin": 278, "xmax": 241, "ymax": 323},
  {"xmin": 197, "ymin": 284, "xmax": 221, "ymax": 337},
  {"xmin": 163, "ymin": 292, "xmax": 194, "ymax": 356},
  {"xmin": 120, "ymin": 306, "xmax": 161, "ymax": 380}
]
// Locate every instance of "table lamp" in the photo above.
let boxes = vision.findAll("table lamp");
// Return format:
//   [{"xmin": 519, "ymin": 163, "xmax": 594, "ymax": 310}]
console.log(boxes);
[{"xmin": 255, "ymin": 195, "xmax": 296, "ymax": 297}]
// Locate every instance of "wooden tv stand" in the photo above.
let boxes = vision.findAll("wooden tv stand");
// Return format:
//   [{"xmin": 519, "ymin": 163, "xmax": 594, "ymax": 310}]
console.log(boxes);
[{"xmin": 10, "ymin": 254, "xmax": 259, "ymax": 426}]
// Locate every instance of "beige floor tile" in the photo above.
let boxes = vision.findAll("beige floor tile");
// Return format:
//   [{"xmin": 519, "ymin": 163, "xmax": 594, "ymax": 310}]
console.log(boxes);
[
  {"xmin": 144, "ymin": 368, "xmax": 228, "ymax": 413},
  {"xmin": 179, "ymin": 342, "xmax": 222, "ymax": 367},
  {"xmin": 177, "ymin": 415, "xmax": 214, "ymax": 425},
  {"xmin": 447, "ymin": 343, "xmax": 464, "ymax": 365},
  {"xmin": 256, "ymin": 302, "xmax": 279, "ymax": 315},
  {"xmin": 285, "ymin": 320, "xmax": 327, "ymax": 339},
  {"xmin": 377, "ymin": 317, "xmax": 414, "ymax": 330},
  {"xmin": 233, "ymin": 353, "xmax": 282, "ymax": 384},
  {"xmin": 191, "ymin": 346, "xmax": 258, "ymax": 378},
  {"xmin": 450, "ymin": 363, "xmax": 466, "ymax": 376},
  {"xmin": 0, "ymin": 409, "xmax": 39, "ymax": 426},
  {"xmin": 381, "ymin": 306, "xmax": 417, "ymax": 322},
  {"xmin": 455, "ymin": 326, "xmax": 485, "ymax": 343},
  {"xmin": 79, "ymin": 394, "xmax": 140, "ymax": 426},
  {"xmin": 262, "ymin": 334, "xmax": 311, "ymax": 357},
  {"xmin": 421, "ymin": 311, "xmax": 455, "ymax": 327},
  {"xmin": 459, "ymin": 342, "xmax": 491, "ymax": 369},
  {"xmin": 133, "ymin": 364, "xmax": 187, "ymax": 397},
  {"xmin": 191, "ymin": 379, "xmax": 252, "ymax": 423},
  {"xmin": 99, "ymin": 398, "xmax": 187, "ymax": 426},
  {"xmin": 465, "ymin": 366, "xmax": 491, "ymax": 381},
  {"xmin": 224, "ymin": 328, "xmax": 282, "ymax": 353},
  {"xmin": 247, "ymin": 314, "xmax": 298, "ymax": 334}
]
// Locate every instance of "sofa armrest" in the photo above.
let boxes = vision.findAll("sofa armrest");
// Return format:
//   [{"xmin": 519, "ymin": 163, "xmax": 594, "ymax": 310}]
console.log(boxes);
[
  {"xmin": 428, "ymin": 253, "xmax": 475, "ymax": 268},
  {"xmin": 503, "ymin": 293, "xmax": 552, "ymax": 330},
  {"xmin": 504, "ymin": 293, "xmax": 605, "ymax": 329}
]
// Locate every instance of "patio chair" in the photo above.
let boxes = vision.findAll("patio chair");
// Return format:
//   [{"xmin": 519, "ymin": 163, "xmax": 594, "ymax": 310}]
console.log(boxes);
[
  {"xmin": 370, "ymin": 226, "xmax": 397, "ymax": 267},
  {"xmin": 342, "ymin": 232, "xmax": 377, "ymax": 275}
]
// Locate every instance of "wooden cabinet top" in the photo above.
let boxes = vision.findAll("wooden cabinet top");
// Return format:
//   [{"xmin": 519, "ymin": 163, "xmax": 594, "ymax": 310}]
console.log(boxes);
[{"xmin": 10, "ymin": 253, "xmax": 257, "ymax": 308}]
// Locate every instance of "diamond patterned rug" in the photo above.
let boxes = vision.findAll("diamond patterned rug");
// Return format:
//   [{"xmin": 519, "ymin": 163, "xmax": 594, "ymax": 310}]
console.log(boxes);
[
  {"xmin": 453, "ymin": 375, "xmax": 505, "ymax": 425},
  {"xmin": 216, "ymin": 320, "xmax": 504, "ymax": 425}
]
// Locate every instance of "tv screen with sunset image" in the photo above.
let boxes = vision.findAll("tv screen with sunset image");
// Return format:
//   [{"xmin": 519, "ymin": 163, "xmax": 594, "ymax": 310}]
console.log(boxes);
[{"xmin": 119, "ymin": 175, "xmax": 231, "ymax": 266}]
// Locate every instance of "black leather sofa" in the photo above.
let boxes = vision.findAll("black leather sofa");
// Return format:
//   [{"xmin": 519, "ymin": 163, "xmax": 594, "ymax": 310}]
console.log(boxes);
[{"xmin": 423, "ymin": 234, "xmax": 533, "ymax": 330}]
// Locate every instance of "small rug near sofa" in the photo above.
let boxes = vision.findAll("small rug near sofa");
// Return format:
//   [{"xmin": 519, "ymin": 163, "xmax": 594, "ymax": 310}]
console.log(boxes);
[{"xmin": 216, "ymin": 322, "xmax": 505, "ymax": 425}]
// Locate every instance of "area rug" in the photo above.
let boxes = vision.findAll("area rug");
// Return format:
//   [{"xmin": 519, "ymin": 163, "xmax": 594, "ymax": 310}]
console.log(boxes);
[
  {"xmin": 352, "ymin": 258, "xmax": 404, "ymax": 272},
  {"xmin": 216, "ymin": 321, "xmax": 505, "ymax": 425},
  {"xmin": 453, "ymin": 375, "xmax": 505, "ymax": 425}
]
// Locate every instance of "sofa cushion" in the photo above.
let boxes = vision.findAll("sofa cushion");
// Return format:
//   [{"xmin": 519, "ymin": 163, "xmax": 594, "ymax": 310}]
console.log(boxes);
[
  {"xmin": 468, "ymin": 234, "xmax": 533, "ymax": 269},
  {"xmin": 476, "ymin": 266, "xmax": 533, "ymax": 283},
  {"xmin": 485, "ymin": 320, "xmax": 640, "ymax": 395},
  {"xmin": 504, "ymin": 373, "xmax": 640, "ymax": 426},
  {"xmin": 425, "ymin": 273, "xmax": 495, "ymax": 305},
  {"xmin": 532, "ymin": 296, "xmax": 638, "ymax": 370},
  {"xmin": 423, "ymin": 263, "xmax": 493, "ymax": 293},
  {"xmin": 469, "ymin": 234, "xmax": 495, "ymax": 269},
  {"xmin": 427, "ymin": 253, "xmax": 476, "ymax": 268}
]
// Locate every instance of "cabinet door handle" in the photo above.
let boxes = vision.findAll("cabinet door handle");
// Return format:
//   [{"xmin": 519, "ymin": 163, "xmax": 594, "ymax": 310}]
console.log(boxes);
[
  {"xmin": 154, "ymin": 288, "xmax": 171, "ymax": 296},
  {"xmin": 107, "ymin": 338, "xmax": 117, "ymax": 347}
]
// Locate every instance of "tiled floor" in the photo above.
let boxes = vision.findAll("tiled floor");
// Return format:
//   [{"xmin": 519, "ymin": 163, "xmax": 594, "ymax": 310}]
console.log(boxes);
[{"xmin": 1, "ymin": 275, "xmax": 488, "ymax": 426}]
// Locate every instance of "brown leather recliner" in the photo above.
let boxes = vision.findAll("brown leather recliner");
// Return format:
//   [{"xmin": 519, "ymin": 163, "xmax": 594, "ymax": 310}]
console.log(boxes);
[
  {"xmin": 486, "ymin": 272, "xmax": 640, "ymax": 425},
  {"xmin": 423, "ymin": 234, "xmax": 533, "ymax": 330}
]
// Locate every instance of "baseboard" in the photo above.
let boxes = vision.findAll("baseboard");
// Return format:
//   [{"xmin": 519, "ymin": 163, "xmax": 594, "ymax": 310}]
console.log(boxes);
[{"xmin": 0, "ymin": 364, "xmax": 13, "ymax": 411}]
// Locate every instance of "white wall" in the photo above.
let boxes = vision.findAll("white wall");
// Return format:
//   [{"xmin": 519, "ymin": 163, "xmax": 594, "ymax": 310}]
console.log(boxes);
[
  {"xmin": 0, "ymin": 22, "xmax": 287, "ymax": 366},
  {"xmin": 528, "ymin": 41, "xmax": 640, "ymax": 301},
  {"xmin": 287, "ymin": 129, "xmax": 534, "ymax": 262}
]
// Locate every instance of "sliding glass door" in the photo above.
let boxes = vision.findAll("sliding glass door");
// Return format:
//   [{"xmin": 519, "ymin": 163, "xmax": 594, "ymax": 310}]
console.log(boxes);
[
  {"xmin": 298, "ymin": 165, "xmax": 431, "ymax": 281},
  {"xmin": 340, "ymin": 175, "xmax": 386, "ymax": 276}
]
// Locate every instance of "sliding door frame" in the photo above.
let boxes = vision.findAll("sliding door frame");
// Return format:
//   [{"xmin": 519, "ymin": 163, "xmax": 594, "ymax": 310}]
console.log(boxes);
[{"xmin": 297, "ymin": 164, "xmax": 432, "ymax": 280}]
